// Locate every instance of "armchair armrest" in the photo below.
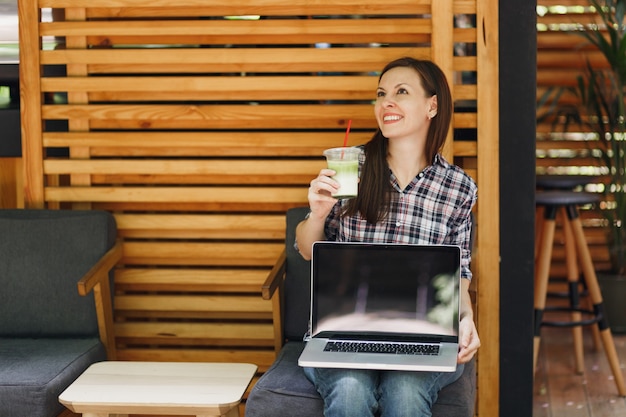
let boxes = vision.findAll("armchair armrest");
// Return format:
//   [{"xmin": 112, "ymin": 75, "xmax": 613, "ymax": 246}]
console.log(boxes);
[
  {"xmin": 77, "ymin": 239, "xmax": 123, "ymax": 295},
  {"xmin": 262, "ymin": 249, "xmax": 287, "ymax": 351},
  {"xmin": 261, "ymin": 249, "xmax": 286, "ymax": 300},
  {"xmin": 76, "ymin": 238, "xmax": 123, "ymax": 360}
]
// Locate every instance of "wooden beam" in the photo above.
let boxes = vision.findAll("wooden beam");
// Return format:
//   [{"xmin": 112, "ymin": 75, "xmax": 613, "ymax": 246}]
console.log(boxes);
[{"xmin": 477, "ymin": 0, "xmax": 501, "ymax": 415}]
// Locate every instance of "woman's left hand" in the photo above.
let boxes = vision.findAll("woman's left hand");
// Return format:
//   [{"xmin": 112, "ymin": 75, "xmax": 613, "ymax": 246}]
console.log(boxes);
[{"xmin": 457, "ymin": 315, "xmax": 480, "ymax": 364}]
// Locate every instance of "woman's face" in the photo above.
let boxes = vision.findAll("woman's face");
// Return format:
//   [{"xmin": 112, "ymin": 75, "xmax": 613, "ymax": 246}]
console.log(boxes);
[{"xmin": 374, "ymin": 66, "xmax": 437, "ymax": 142}]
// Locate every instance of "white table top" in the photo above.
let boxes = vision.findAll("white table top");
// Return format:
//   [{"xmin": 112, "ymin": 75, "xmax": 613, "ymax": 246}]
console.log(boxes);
[{"xmin": 59, "ymin": 361, "xmax": 257, "ymax": 416}]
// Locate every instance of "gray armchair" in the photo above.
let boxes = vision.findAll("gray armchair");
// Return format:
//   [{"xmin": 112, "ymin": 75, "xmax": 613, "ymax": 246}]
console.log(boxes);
[
  {"xmin": 0, "ymin": 209, "xmax": 122, "ymax": 417},
  {"xmin": 246, "ymin": 207, "xmax": 476, "ymax": 417}
]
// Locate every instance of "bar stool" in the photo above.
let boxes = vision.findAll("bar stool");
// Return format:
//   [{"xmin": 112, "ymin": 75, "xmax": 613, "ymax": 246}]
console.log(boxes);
[
  {"xmin": 534, "ymin": 190, "xmax": 626, "ymax": 396},
  {"xmin": 535, "ymin": 175, "xmax": 601, "ymax": 359}
]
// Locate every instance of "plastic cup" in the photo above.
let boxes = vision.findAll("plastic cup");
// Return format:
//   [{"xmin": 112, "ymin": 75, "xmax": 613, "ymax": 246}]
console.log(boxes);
[{"xmin": 323, "ymin": 147, "xmax": 362, "ymax": 199}]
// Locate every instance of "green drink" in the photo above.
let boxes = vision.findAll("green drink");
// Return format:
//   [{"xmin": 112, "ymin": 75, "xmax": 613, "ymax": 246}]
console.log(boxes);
[{"xmin": 323, "ymin": 147, "xmax": 361, "ymax": 199}]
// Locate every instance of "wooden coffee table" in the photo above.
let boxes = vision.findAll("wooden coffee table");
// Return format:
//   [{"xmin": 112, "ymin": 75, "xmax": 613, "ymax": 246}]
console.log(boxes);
[{"xmin": 58, "ymin": 361, "xmax": 257, "ymax": 417}]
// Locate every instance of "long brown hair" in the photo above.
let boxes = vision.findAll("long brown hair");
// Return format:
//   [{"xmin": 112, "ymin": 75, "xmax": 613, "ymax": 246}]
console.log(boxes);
[{"xmin": 344, "ymin": 57, "xmax": 453, "ymax": 223}]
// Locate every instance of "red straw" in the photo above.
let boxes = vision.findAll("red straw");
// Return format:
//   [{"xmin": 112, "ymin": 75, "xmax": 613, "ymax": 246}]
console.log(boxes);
[
  {"xmin": 343, "ymin": 119, "xmax": 352, "ymax": 147},
  {"xmin": 341, "ymin": 119, "xmax": 352, "ymax": 159}
]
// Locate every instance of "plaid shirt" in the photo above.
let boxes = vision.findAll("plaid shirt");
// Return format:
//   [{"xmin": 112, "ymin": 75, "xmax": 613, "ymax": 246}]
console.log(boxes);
[{"xmin": 325, "ymin": 153, "xmax": 477, "ymax": 281}]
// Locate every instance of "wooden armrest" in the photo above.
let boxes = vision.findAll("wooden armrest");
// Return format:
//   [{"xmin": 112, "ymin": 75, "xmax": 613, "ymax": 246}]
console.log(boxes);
[
  {"xmin": 76, "ymin": 238, "xmax": 123, "ymax": 360},
  {"xmin": 77, "ymin": 239, "xmax": 123, "ymax": 296},
  {"xmin": 261, "ymin": 249, "xmax": 286, "ymax": 300}
]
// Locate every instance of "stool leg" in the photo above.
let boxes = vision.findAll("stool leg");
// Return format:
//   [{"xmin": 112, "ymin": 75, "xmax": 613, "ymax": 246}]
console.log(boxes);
[
  {"xmin": 534, "ymin": 206, "xmax": 557, "ymax": 372},
  {"xmin": 583, "ymin": 286, "xmax": 603, "ymax": 351},
  {"xmin": 562, "ymin": 211, "xmax": 585, "ymax": 374},
  {"xmin": 568, "ymin": 208, "xmax": 626, "ymax": 396},
  {"xmin": 535, "ymin": 205, "xmax": 545, "ymax": 260}
]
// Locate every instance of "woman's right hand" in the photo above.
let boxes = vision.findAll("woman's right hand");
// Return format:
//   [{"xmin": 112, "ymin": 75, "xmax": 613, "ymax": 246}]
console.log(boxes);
[
  {"xmin": 295, "ymin": 169, "xmax": 340, "ymax": 260},
  {"xmin": 307, "ymin": 168, "xmax": 340, "ymax": 218}
]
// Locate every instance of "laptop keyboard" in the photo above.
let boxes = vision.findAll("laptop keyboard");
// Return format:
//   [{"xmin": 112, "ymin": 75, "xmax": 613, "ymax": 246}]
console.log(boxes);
[{"xmin": 324, "ymin": 340, "xmax": 440, "ymax": 356}]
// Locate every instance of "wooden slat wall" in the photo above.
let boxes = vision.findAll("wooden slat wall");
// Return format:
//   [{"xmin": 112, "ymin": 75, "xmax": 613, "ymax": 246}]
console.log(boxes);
[
  {"xmin": 18, "ymin": 0, "xmax": 499, "ymax": 415},
  {"xmin": 537, "ymin": 0, "xmax": 612, "ymax": 276}
]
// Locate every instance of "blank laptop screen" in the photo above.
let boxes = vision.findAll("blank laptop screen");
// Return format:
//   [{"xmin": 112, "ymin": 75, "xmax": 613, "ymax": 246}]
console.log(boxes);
[{"xmin": 311, "ymin": 243, "xmax": 460, "ymax": 338}]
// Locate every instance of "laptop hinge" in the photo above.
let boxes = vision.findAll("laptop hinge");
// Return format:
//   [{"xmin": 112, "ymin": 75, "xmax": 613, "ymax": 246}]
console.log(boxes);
[{"xmin": 303, "ymin": 327, "xmax": 312, "ymax": 342}]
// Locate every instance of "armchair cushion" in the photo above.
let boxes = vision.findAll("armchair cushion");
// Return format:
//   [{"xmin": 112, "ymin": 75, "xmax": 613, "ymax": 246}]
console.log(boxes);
[
  {"xmin": 0, "ymin": 209, "xmax": 116, "ymax": 337},
  {"xmin": 246, "ymin": 342, "xmax": 475, "ymax": 417},
  {"xmin": 0, "ymin": 338, "xmax": 106, "ymax": 417},
  {"xmin": 246, "ymin": 342, "xmax": 322, "ymax": 417}
]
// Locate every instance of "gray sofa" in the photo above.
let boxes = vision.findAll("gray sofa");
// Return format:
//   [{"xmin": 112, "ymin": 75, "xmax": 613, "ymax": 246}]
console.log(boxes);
[
  {"xmin": 246, "ymin": 207, "xmax": 476, "ymax": 417},
  {"xmin": 0, "ymin": 209, "xmax": 121, "ymax": 417}
]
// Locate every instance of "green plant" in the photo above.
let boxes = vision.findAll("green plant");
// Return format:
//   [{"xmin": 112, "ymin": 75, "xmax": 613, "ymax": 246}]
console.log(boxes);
[
  {"xmin": 579, "ymin": 0, "xmax": 626, "ymax": 274},
  {"xmin": 539, "ymin": 0, "xmax": 626, "ymax": 274}
]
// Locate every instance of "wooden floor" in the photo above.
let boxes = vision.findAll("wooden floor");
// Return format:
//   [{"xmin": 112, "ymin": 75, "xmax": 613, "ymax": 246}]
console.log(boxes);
[{"xmin": 534, "ymin": 323, "xmax": 626, "ymax": 417}]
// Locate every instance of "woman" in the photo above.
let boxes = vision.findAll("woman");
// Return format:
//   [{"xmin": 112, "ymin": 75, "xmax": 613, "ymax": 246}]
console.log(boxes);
[{"xmin": 295, "ymin": 57, "xmax": 480, "ymax": 417}]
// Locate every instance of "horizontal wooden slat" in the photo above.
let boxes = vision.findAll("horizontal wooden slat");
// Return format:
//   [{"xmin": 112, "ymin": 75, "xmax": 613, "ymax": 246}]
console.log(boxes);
[
  {"xmin": 41, "ymin": 0, "xmax": 429, "ymax": 5},
  {"xmin": 86, "ymin": 174, "xmax": 312, "ymax": 185},
  {"xmin": 113, "ymin": 214, "xmax": 285, "ymax": 239},
  {"xmin": 40, "ymin": 47, "xmax": 430, "ymax": 73},
  {"xmin": 44, "ymin": 186, "xmax": 308, "ymax": 205},
  {"xmin": 454, "ymin": 112, "xmax": 477, "ymax": 129},
  {"xmin": 92, "ymin": 201, "xmax": 302, "ymax": 212},
  {"xmin": 41, "ymin": 18, "xmax": 431, "ymax": 45},
  {"xmin": 537, "ymin": 70, "xmax": 585, "ymax": 87},
  {"xmin": 536, "ymin": 159, "xmax": 604, "ymax": 170},
  {"xmin": 42, "ymin": 131, "xmax": 477, "ymax": 157},
  {"xmin": 538, "ymin": 0, "xmax": 593, "ymax": 5},
  {"xmin": 537, "ymin": 13, "xmax": 597, "ymax": 26},
  {"xmin": 41, "ymin": 75, "xmax": 380, "ymax": 101},
  {"xmin": 454, "ymin": 84, "xmax": 477, "ymax": 102},
  {"xmin": 44, "ymin": 159, "xmax": 325, "ymax": 185},
  {"xmin": 537, "ymin": 50, "xmax": 608, "ymax": 70},
  {"xmin": 44, "ymin": 159, "xmax": 323, "ymax": 176},
  {"xmin": 43, "ymin": 131, "xmax": 373, "ymax": 156},
  {"xmin": 453, "ymin": 56, "xmax": 478, "ymax": 73},
  {"xmin": 42, "ymin": 104, "xmax": 474, "ymax": 131},
  {"xmin": 42, "ymin": 104, "xmax": 375, "ymax": 130},
  {"xmin": 40, "ymin": 0, "xmax": 434, "ymax": 17},
  {"xmin": 463, "ymin": 168, "xmax": 477, "ymax": 183},
  {"xmin": 114, "ymin": 322, "xmax": 275, "ymax": 347},
  {"xmin": 115, "ymin": 268, "xmax": 271, "ymax": 292},
  {"xmin": 536, "ymin": 139, "xmax": 601, "ymax": 151},
  {"xmin": 454, "ymin": 0, "xmax": 477, "ymax": 14},
  {"xmin": 115, "ymin": 348, "xmax": 276, "ymax": 371},
  {"xmin": 122, "ymin": 242, "xmax": 283, "ymax": 266},
  {"xmin": 453, "ymin": 27, "xmax": 478, "ymax": 44},
  {"xmin": 537, "ymin": 34, "xmax": 598, "ymax": 52},
  {"xmin": 453, "ymin": 141, "xmax": 478, "ymax": 157},
  {"xmin": 73, "ymin": 0, "xmax": 476, "ymax": 18},
  {"xmin": 115, "ymin": 295, "xmax": 273, "ymax": 316}
]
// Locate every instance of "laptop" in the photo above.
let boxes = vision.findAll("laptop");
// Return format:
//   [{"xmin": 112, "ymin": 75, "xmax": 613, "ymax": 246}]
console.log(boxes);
[{"xmin": 298, "ymin": 241, "xmax": 461, "ymax": 372}]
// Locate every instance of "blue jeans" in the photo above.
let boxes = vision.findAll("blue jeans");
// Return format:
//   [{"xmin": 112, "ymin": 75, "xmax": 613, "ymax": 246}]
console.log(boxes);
[{"xmin": 303, "ymin": 365, "xmax": 464, "ymax": 417}]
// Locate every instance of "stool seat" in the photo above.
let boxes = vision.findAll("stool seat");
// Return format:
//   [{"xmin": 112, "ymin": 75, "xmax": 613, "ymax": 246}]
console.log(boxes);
[
  {"xmin": 535, "ymin": 191, "xmax": 599, "ymax": 207},
  {"xmin": 536, "ymin": 175, "xmax": 597, "ymax": 190}
]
